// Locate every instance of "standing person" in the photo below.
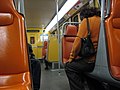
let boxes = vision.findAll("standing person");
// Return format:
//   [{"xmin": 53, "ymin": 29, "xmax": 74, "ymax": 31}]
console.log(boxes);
[
  {"xmin": 42, "ymin": 41, "xmax": 51, "ymax": 70},
  {"xmin": 65, "ymin": 7, "xmax": 105, "ymax": 90}
]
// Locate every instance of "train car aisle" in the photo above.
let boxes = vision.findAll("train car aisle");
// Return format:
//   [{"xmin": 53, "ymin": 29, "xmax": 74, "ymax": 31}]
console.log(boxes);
[{"xmin": 40, "ymin": 63, "xmax": 70, "ymax": 90}]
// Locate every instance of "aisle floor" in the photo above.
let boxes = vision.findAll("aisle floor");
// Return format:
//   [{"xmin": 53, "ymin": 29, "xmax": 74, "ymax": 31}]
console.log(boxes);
[{"xmin": 40, "ymin": 63, "xmax": 70, "ymax": 90}]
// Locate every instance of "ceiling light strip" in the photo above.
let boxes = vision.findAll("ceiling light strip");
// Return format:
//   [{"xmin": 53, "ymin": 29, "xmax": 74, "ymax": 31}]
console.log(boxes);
[{"xmin": 45, "ymin": 0, "xmax": 79, "ymax": 33}]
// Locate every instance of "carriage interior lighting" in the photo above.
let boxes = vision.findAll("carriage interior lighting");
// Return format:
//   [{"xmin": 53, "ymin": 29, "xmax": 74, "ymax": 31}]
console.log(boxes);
[{"xmin": 45, "ymin": 0, "xmax": 79, "ymax": 33}]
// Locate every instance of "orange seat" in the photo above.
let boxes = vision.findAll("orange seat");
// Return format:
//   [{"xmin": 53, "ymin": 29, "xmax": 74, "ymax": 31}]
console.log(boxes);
[
  {"xmin": 62, "ymin": 25, "xmax": 77, "ymax": 63},
  {"xmin": 0, "ymin": 0, "xmax": 31, "ymax": 89},
  {"xmin": 105, "ymin": 0, "xmax": 120, "ymax": 79}
]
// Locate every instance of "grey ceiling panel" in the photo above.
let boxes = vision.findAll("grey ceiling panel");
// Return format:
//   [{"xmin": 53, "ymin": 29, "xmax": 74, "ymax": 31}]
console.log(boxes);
[{"xmin": 25, "ymin": 0, "xmax": 66, "ymax": 28}]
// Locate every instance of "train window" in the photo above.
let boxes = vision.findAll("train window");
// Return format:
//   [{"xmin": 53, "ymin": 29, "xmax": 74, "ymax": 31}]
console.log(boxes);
[
  {"xmin": 40, "ymin": 34, "xmax": 48, "ymax": 42},
  {"xmin": 72, "ymin": 15, "xmax": 79, "ymax": 22},
  {"xmin": 72, "ymin": 15, "xmax": 79, "ymax": 30},
  {"xmin": 30, "ymin": 37, "xmax": 35, "ymax": 44}
]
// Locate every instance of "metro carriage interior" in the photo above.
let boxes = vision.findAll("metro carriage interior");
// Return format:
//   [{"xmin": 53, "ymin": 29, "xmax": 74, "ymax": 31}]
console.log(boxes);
[{"xmin": 1, "ymin": 0, "xmax": 120, "ymax": 90}]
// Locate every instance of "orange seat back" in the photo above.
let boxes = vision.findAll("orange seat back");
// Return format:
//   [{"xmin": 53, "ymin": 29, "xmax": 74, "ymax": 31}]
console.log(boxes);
[
  {"xmin": 0, "ymin": 0, "xmax": 31, "ymax": 89},
  {"xmin": 105, "ymin": 0, "xmax": 120, "ymax": 79},
  {"xmin": 62, "ymin": 25, "xmax": 77, "ymax": 63}
]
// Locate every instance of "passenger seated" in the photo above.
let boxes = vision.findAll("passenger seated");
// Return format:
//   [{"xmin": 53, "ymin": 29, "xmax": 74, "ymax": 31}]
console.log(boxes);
[
  {"xmin": 28, "ymin": 43, "xmax": 41, "ymax": 90},
  {"xmin": 65, "ymin": 7, "xmax": 105, "ymax": 90}
]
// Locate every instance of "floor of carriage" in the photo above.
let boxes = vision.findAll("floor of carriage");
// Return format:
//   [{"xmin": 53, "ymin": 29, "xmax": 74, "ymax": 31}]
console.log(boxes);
[
  {"xmin": 40, "ymin": 62, "xmax": 89, "ymax": 90},
  {"xmin": 40, "ymin": 63, "xmax": 70, "ymax": 90}
]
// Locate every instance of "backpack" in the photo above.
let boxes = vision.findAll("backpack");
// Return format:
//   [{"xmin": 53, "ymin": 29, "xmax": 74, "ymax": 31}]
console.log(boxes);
[{"xmin": 79, "ymin": 18, "xmax": 96, "ymax": 57}]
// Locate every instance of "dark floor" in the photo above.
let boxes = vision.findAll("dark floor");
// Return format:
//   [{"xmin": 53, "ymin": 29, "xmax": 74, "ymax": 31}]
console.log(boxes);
[{"xmin": 40, "ymin": 63, "xmax": 70, "ymax": 90}]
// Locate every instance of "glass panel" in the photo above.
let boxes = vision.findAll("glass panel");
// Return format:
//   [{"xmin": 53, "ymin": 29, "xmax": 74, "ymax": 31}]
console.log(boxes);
[{"xmin": 40, "ymin": 34, "xmax": 48, "ymax": 42}]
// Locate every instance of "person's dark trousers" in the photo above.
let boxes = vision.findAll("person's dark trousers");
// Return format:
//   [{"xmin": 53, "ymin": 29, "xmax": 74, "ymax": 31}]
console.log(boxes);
[
  {"xmin": 31, "ymin": 59, "xmax": 41, "ymax": 90},
  {"xmin": 65, "ymin": 58, "xmax": 99, "ymax": 90},
  {"xmin": 43, "ymin": 56, "xmax": 50, "ymax": 70},
  {"xmin": 44, "ymin": 59, "xmax": 52, "ymax": 70},
  {"xmin": 85, "ymin": 76, "xmax": 105, "ymax": 90},
  {"xmin": 44, "ymin": 59, "xmax": 49, "ymax": 69}
]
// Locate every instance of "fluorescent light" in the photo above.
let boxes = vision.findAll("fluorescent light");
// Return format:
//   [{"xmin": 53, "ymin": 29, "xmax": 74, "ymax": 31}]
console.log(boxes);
[{"xmin": 45, "ymin": 0, "xmax": 79, "ymax": 33}]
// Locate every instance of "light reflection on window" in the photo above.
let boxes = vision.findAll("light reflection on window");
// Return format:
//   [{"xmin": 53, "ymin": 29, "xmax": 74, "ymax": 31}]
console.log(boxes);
[{"xmin": 40, "ymin": 34, "xmax": 48, "ymax": 42}]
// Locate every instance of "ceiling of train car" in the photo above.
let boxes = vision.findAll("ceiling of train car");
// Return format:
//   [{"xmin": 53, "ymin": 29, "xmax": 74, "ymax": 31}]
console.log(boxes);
[{"xmin": 25, "ymin": 0, "xmax": 66, "ymax": 29}]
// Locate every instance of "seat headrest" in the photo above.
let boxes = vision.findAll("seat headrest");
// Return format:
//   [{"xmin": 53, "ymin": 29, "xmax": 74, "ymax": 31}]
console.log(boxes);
[
  {"xmin": 0, "ymin": 0, "xmax": 15, "ymax": 12},
  {"xmin": 112, "ymin": 0, "xmax": 120, "ymax": 18},
  {"xmin": 111, "ymin": 0, "xmax": 120, "ymax": 29},
  {"xmin": 0, "ymin": 13, "xmax": 13, "ymax": 26},
  {"xmin": 64, "ymin": 25, "xmax": 77, "ymax": 42},
  {"xmin": 65, "ymin": 25, "xmax": 77, "ymax": 36}
]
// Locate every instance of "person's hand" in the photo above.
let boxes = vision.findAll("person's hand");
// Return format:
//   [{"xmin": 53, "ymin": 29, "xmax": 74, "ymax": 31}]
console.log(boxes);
[
  {"xmin": 68, "ymin": 58, "xmax": 73, "ymax": 63},
  {"xmin": 65, "ymin": 58, "xmax": 72, "ymax": 64},
  {"xmin": 66, "ymin": 53, "xmax": 74, "ymax": 63}
]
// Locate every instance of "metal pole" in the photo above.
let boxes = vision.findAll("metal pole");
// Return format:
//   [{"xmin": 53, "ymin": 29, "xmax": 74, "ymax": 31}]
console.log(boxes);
[
  {"xmin": 18, "ymin": 0, "xmax": 21, "ymax": 12},
  {"xmin": 56, "ymin": 0, "xmax": 61, "ymax": 72},
  {"xmin": 101, "ymin": 0, "xmax": 105, "ymax": 21},
  {"xmin": 21, "ymin": 0, "xmax": 25, "ymax": 16},
  {"xmin": 18, "ymin": 0, "xmax": 25, "ymax": 15}
]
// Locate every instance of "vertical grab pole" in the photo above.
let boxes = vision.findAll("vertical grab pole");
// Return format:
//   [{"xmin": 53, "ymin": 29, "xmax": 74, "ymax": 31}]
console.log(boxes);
[
  {"xmin": 56, "ymin": 0, "xmax": 61, "ymax": 72},
  {"xmin": 17, "ymin": 0, "xmax": 27, "ymax": 27},
  {"xmin": 18, "ymin": 0, "xmax": 25, "ymax": 15},
  {"xmin": 21, "ymin": 0, "xmax": 27, "ymax": 27},
  {"xmin": 18, "ymin": 0, "xmax": 25, "ymax": 14},
  {"xmin": 20, "ymin": 0, "xmax": 25, "ymax": 16},
  {"xmin": 101, "ymin": 0, "xmax": 105, "ymax": 21},
  {"xmin": 18, "ymin": 0, "xmax": 21, "ymax": 12}
]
